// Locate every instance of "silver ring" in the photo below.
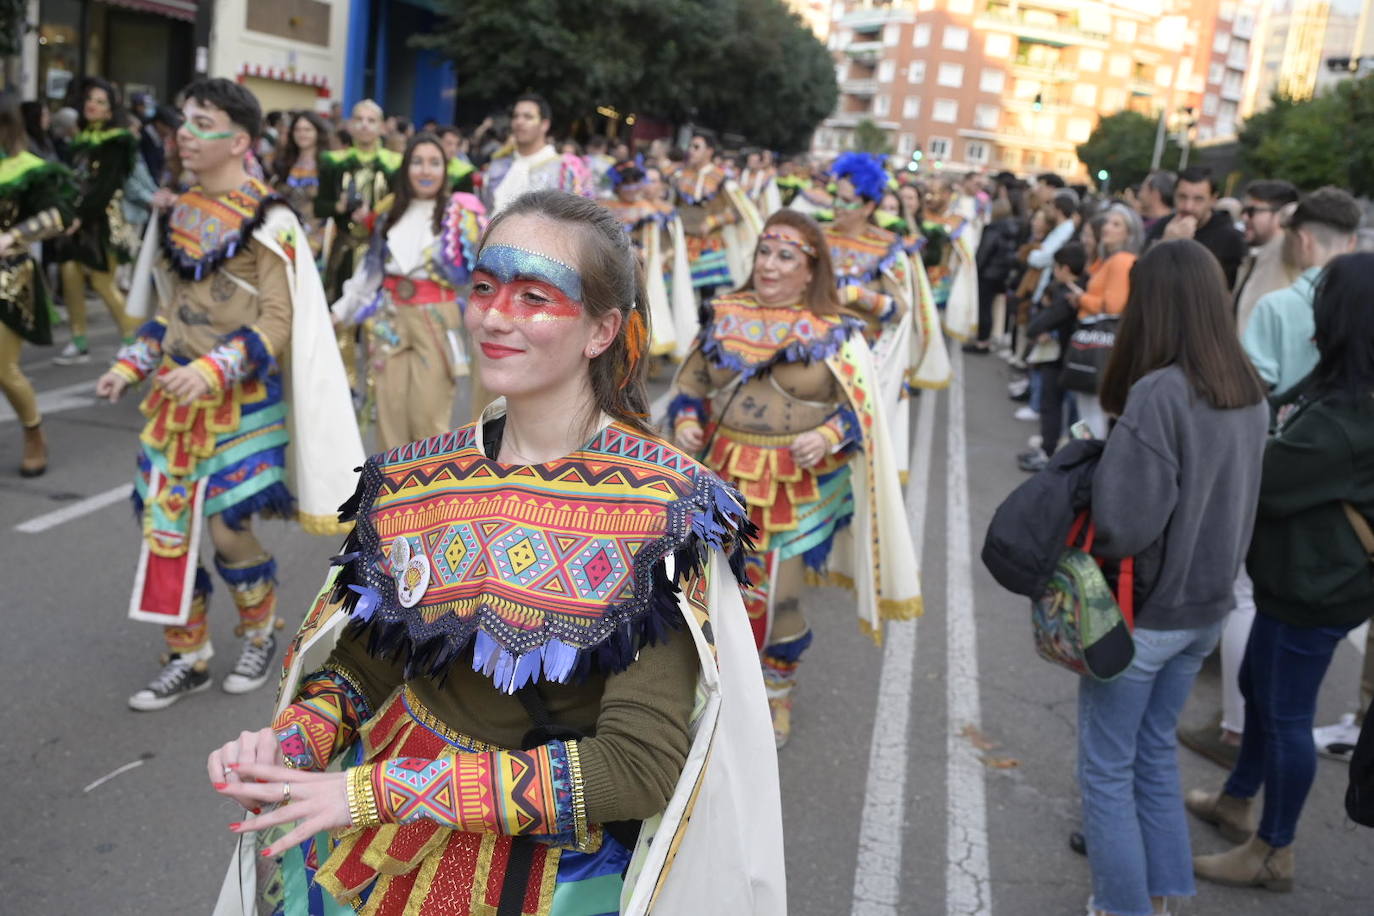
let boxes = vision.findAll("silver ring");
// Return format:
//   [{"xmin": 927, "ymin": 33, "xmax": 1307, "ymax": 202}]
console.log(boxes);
[
  {"xmin": 223, "ymin": 766, "xmax": 232, "ymax": 779},
  {"xmin": 282, "ymin": 782, "xmax": 292, "ymax": 804}
]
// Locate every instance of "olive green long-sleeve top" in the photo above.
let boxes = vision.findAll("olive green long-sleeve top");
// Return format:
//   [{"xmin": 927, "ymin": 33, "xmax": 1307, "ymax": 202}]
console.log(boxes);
[{"xmin": 326, "ymin": 621, "xmax": 700, "ymax": 825}]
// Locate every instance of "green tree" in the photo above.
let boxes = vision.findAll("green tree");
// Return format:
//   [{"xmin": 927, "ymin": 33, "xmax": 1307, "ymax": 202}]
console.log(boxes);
[
  {"xmin": 417, "ymin": 0, "xmax": 835, "ymax": 152},
  {"xmin": 1239, "ymin": 78, "xmax": 1374, "ymax": 196},
  {"xmin": 851, "ymin": 119, "xmax": 893, "ymax": 155},
  {"xmin": 0, "ymin": 0, "xmax": 24, "ymax": 56},
  {"xmin": 1075, "ymin": 110, "xmax": 1180, "ymax": 189}
]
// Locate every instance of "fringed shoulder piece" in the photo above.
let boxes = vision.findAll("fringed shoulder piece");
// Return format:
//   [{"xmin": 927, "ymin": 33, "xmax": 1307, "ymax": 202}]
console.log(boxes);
[
  {"xmin": 699, "ymin": 291, "xmax": 865, "ymax": 379},
  {"xmin": 435, "ymin": 192, "xmax": 486, "ymax": 287},
  {"xmin": 162, "ymin": 177, "xmax": 287, "ymax": 281},
  {"xmin": 327, "ymin": 421, "xmax": 753, "ymax": 693}
]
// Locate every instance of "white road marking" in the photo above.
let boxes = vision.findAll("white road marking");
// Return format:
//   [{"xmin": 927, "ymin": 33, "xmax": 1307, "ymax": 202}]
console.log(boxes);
[
  {"xmin": 851, "ymin": 390, "xmax": 938, "ymax": 915},
  {"xmin": 0, "ymin": 378, "xmax": 102, "ymax": 424},
  {"xmin": 945, "ymin": 346, "xmax": 992, "ymax": 915},
  {"xmin": 82, "ymin": 758, "xmax": 146, "ymax": 793},
  {"xmin": 15, "ymin": 484, "xmax": 130, "ymax": 533}
]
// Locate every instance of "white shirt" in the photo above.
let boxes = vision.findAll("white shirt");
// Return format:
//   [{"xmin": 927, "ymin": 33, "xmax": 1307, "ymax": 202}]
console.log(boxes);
[
  {"xmin": 493, "ymin": 144, "xmax": 559, "ymax": 214},
  {"xmin": 385, "ymin": 199, "xmax": 439, "ymax": 277}
]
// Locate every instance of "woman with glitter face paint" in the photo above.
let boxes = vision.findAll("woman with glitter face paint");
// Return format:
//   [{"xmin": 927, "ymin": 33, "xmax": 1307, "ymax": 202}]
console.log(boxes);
[
  {"xmin": 332, "ymin": 133, "xmax": 486, "ymax": 450},
  {"xmin": 668, "ymin": 209, "xmax": 922, "ymax": 748},
  {"xmin": 208, "ymin": 190, "xmax": 785, "ymax": 916}
]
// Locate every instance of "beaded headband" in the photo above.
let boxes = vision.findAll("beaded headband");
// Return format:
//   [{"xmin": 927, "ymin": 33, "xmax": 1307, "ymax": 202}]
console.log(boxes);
[{"xmin": 760, "ymin": 231, "xmax": 817, "ymax": 258}]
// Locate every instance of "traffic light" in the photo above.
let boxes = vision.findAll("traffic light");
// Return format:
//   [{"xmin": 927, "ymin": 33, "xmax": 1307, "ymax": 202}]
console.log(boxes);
[
  {"xmin": 911, "ymin": 150, "xmax": 923, "ymax": 161},
  {"xmin": 1032, "ymin": 93, "xmax": 1043, "ymax": 112},
  {"xmin": 1097, "ymin": 169, "xmax": 1109, "ymax": 181}
]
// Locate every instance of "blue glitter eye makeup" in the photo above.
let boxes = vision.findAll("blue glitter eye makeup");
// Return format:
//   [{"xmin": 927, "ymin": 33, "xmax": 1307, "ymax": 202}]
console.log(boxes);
[{"xmin": 474, "ymin": 245, "xmax": 583, "ymax": 303}]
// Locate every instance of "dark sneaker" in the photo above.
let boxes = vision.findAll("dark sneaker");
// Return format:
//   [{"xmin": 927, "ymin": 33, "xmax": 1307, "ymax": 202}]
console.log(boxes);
[
  {"xmin": 1018, "ymin": 450, "xmax": 1050, "ymax": 473},
  {"xmin": 222, "ymin": 632, "xmax": 277, "ymax": 695},
  {"xmin": 128, "ymin": 654, "xmax": 211, "ymax": 711}
]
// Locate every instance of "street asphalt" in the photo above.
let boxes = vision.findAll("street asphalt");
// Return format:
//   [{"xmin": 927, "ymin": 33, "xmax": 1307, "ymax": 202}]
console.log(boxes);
[{"xmin": 2, "ymin": 308, "xmax": 1370, "ymax": 914}]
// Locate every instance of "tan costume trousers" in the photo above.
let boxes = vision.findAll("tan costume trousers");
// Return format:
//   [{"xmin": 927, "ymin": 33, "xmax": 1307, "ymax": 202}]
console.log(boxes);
[{"xmin": 368, "ymin": 299, "xmax": 462, "ymax": 450}]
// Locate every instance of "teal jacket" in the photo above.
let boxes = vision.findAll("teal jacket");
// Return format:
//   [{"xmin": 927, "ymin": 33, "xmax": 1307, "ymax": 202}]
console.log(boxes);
[
  {"xmin": 1247, "ymin": 387, "xmax": 1374, "ymax": 629},
  {"xmin": 1242, "ymin": 267, "xmax": 1321, "ymax": 398}
]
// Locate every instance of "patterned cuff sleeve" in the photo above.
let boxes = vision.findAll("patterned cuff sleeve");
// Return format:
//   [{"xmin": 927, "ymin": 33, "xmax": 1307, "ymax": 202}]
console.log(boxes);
[
  {"xmin": 272, "ymin": 665, "xmax": 373, "ymax": 771},
  {"xmin": 666, "ymin": 393, "xmax": 708, "ymax": 434},
  {"xmin": 111, "ymin": 319, "xmax": 167, "ymax": 384},
  {"xmin": 13, "ymin": 207, "xmax": 66, "ymax": 246},
  {"xmin": 190, "ymin": 325, "xmax": 275, "ymax": 394},
  {"xmin": 819, "ymin": 404, "xmax": 861, "ymax": 452},
  {"xmin": 367, "ymin": 740, "xmax": 583, "ymax": 845}
]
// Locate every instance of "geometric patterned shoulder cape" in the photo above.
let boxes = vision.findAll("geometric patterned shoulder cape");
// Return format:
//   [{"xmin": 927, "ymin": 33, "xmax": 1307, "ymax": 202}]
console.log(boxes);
[{"xmin": 332, "ymin": 415, "xmax": 754, "ymax": 692}]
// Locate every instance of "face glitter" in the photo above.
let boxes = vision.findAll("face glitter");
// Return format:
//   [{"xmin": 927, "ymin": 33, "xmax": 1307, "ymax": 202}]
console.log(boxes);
[
  {"xmin": 183, "ymin": 121, "xmax": 237, "ymax": 141},
  {"xmin": 470, "ymin": 244, "xmax": 584, "ymax": 323}
]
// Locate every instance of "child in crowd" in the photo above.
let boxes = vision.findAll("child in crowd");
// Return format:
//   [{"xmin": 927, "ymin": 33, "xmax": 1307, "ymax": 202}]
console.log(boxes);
[{"xmin": 1018, "ymin": 241, "xmax": 1087, "ymax": 471}]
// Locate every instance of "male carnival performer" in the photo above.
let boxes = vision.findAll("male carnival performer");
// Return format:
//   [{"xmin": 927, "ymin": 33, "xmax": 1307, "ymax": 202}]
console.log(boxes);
[
  {"xmin": 673, "ymin": 128, "xmax": 760, "ymax": 301},
  {"xmin": 95, "ymin": 79, "xmax": 362, "ymax": 711},
  {"xmin": 481, "ymin": 93, "xmax": 592, "ymax": 215},
  {"xmin": 738, "ymin": 148, "xmax": 782, "ymax": 219}
]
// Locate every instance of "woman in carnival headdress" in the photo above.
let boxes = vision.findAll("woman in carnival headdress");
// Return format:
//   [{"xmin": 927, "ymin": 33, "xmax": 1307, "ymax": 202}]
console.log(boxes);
[
  {"xmin": 208, "ymin": 189, "xmax": 784, "ymax": 916},
  {"xmin": 667, "ymin": 208, "xmax": 922, "ymax": 747},
  {"xmin": 332, "ymin": 133, "xmax": 486, "ymax": 450},
  {"xmin": 53, "ymin": 76, "xmax": 141, "ymax": 364},
  {"xmin": 0, "ymin": 89, "xmax": 77, "ymax": 475}
]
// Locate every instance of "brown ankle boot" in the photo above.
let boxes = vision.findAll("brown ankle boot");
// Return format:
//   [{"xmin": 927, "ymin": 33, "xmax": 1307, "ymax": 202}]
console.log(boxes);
[
  {"xmin": 1185, "ymin": 788, "xmax": 1255, "ymax": 843},
  {"xmin": 19, "ymin": 423, "xmax": 46, "ymax": 477},
  {"xmin": 1194, "ymin": 835, "xmax": 1293, "ymax": 892}
]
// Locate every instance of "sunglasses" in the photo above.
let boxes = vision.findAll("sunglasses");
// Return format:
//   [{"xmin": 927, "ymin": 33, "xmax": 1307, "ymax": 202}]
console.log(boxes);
[{"xmin": 1241, "ymin": 205, "xmax": 1276, "ymax": 217}]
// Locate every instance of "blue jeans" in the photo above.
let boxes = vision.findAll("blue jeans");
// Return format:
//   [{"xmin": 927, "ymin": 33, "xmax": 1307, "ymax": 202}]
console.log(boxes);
[
  {"xmin": 1223, "ymin": 611, "xmax": 1358, "ymax": 847},
  {"xmin": 1078, "ymin": 622, "xmax": 1224, "ymax": 916}
]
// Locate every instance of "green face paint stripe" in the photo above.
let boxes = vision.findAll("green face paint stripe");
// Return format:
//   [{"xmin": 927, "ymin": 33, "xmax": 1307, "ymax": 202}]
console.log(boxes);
[{"xmin": 184, "ymin": 122, "xmax": 238, "ymax": 141}]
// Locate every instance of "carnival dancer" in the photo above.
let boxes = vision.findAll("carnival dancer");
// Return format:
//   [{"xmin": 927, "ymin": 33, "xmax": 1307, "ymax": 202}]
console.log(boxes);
[
  {"xmin": 673, "ymin": 128, "xmax": 761, "ymax": 302},
  {"xmin": 333, "ymin": 134, "xmax": 486, "ymax": 450},
  {"xmin": 926, "ymin": 175, "xmax": 981, "ymax": 341},
  {"xmin": 53, "ymin": 77, "xmax": 140, "ymax": 364},
  {"xmin": 316, "ymin": 100, "xmax": 401, "ymax": 301},
  {"xmin": 270, "ymin": 112, "xmax": 331, "ymax": 262},
  {"xmin": 823, "ymin": 153, "xmax": 912, "ymax": 336},
  {"xmin": 206, "ymin": 190, "xmax": 785, "ymax": 916},
  {"xmin": 739, "ymin": 149, "xmax": 782, "ymax": 219},
  {"xmin": 600, "ymin": 160, "xmax": 692, "ymax": 362},
  {"xmin": 0, "ymin": 90, "xmax": 77, "ymax": 476},
  {"xmin": 668, "ymin": 209, "xmax": 921, "ymax": 747},
  {"xmin": 95, "ymin": 79, "xmax": 362, "ymax": 711},
  {"xmin": 482, "ymin": 94, "xmax": 593, "ymax": 215}
]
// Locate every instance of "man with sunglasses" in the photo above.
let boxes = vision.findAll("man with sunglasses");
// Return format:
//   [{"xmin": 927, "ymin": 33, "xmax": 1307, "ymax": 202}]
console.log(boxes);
[
  {"xmin": 95, "ymin": 78, "xmax": 362, "ymax": 712},
  {"xmin": 1233, "ymin": 180, "xmax": 1300, "ymax": 337}
]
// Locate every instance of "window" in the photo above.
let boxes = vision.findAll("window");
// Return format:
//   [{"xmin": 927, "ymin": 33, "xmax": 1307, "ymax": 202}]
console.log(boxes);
[
  {"xmin": 965, "ymin": 141, "xmax": 988, "ymax": 164},
  {"xmin": 1035, "ymin": 114, "xmax": 1056, "ymax": 137},
  {"xmin": 979, "ymin": 68, "xmax": 1005, "ymax": 93},
  {"xmin": 883, "ymin": 23, "xmax": 899, "ymax": 46},
  {"xmin": 938, "ymin": 63, "xmax": 965, "ymax": 87},
  {"xmin": 1115, "ymin": 20, "xmax": 1137, "ymax": 42},
  {"xmin": 1221, "ymin": 70, "xmax": 1245, "ymax": 100},
  {"xmin": 913, "ymin": 24, "xmax": 931, "ymax": 47},
  {"xmin": 1102, "ymin": 88, "xmax": 1126, "ymax": 110},
  {"xmin": 1057, "ymin": 155, "xmax": 1075, "ymax": 172},
  {"xmin": 1217, "ymin": 100, "xmax": 1238, "ymax": 135},
  {"xmin": 973, "ymin": 104, "xmax": 999, "ymax": 129},
  {"xmin": 928, "ymin": 137, "xmax": 951, "ymax": 158},
  {"xmin": 902, "ymin": 96, "xmax": 921, "ymax": 119},
  {"xmin": 1066, "ymin": 118, "xmax": 1092, "ymax": 142},
  {"xmin": 1071, "ymin": 83, "xmax": 1098, "ymax": 107},
  {"xmin": 1025, "ymin": 151, "xmax": 1039, "ymax": 168},
  {"xmin": 932, "ymin": 98, "xmax": 959, "ymax": 122},
  {"xmin": 874, "ymin": 94, "xmax": 891, "ymax": 117},
  {"xmin": 836, "ymin": 63, "xmax": 848, "ymax": 83},
  {"xmin": 907, "ymin": 61, "xmax": 926, "ymax": 83},
  {"xmin": 948, "ymin": 0, "xmax": 973, "ymax": 12},
  {"xmin": 1227, "ymin": 40, "xmax": 1250, "ymax": 70},
  {"xmin": 1155, "ymin": 65, "xmax": 1173, "ymax": 87},
  {"xmin": 1213, "ymin": 31, "xmax": 1230, "ymax": 54},
  {"xmin": 985, "ymin": 33, "xmax": 1012, "ymax": 58},
  {"xmin": 878, "ymin": 60, "xmax": 896, "ymax": 83},
  {"xmin": 899, "ymin": 132, "xmax": 915, "ymax": 154},
  {"xmin": 1078, "ymin": 49, "xmax": 1103, "ymax": 72},
  {"xmin": 1208, "ymin": 61, "xmax": 1225, "ymax": 84},
  {"xmin": 1109, "ymin": 54, "xmax": 1131, "ymax": 77},
  {"xmin": 943, "ymin": 25, "xmax": 969, "ymax": 51}
]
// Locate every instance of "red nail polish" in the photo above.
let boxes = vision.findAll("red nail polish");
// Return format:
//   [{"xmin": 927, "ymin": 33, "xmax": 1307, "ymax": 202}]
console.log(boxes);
[
  {"xmin": 260, "ymin": 849, "xmax": 273, "ymax": 858},
  {"xmin": 229, "ymin": 822, "xmax": 242, "ymax": 830},
  {"xmin": 226, "ymin": 763, "xmax": 240, "ymax": 769},
  {"xmin": 252, "ymin": 808, "xmax": 262, "ymax": 815},
  {"xmin": 213, "ymin": 782, "xmax": 228, "ymax": 790}
]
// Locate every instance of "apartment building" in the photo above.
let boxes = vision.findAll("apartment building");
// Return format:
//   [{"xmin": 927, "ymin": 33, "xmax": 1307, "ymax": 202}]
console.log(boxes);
[
  {"xmin": 814, "ymin": 0, "xmax": 1251, "ymax": 177},
  {"xmin": 1244, "ymin": 0, "xmax": 1373, "ymax": 113}
]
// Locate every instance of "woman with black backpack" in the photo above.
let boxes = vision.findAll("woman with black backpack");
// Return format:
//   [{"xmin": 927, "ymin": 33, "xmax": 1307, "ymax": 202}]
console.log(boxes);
[
  {"xmin": 1079, "ymin": 240, "xmax": 1268, "ymax": 916},
  {"xmin": 1189, "ymin": 251, "xmax": 1374, "ymax": 894}
]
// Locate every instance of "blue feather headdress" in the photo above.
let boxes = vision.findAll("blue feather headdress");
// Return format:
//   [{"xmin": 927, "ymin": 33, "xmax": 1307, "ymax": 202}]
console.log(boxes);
[{"xmin": 830, "ymin": 152, "xmax": 890, "ymax": 203}]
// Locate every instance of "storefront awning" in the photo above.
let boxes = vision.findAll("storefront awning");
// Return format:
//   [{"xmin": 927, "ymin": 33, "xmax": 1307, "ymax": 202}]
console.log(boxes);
[{"xmin": 96, "ymin": 0, "xmax": 197, "ymax": 23}]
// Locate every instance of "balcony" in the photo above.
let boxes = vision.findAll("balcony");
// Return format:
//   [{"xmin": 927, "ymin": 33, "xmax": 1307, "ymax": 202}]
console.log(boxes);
[
  {"xmin": 825, "ymin": 112, "xmax": 899, "ymax": 130},
  {"xmin": 841, "ymin": 78, "xmax": 879, "ymax": 96},
  {"xmin": 840, "ymin": 6, "xmax": 915, "ymax": 30},
  {"xmin": 1129, "ymin": 78, "xmax": 1157, "ymax": 97},
  {"xmin": 845, "ymin": 40, "xmax": 884, "ymax": 63},
  {"xmin": 976, "ymin": 10, "xmax": 1108, "ymax": 49},
  {"xmin": 1011, "ymin": 59, "xmax": 1076, "ymax": 82}
]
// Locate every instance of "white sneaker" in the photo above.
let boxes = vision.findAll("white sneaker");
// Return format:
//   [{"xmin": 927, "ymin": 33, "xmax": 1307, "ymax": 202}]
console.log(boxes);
[
  {"xmin": 53, "ymin": 341, "xmax": 90, "ymax": 365},
  {"xmin": 1027, "ymin": 434, "xmax": 1043, "ymax": 449},
  {"xmin": 1007, "ymin": 378, "xmax": 1029, "ymax": 396},
  {"xmin": 128, "ymin": 653, "xmax": 211, "ymax": 711},
  {"xmin": 1314, "ymin": 712, "xmax": 1360, "ymax": 760},
  {"xmin": 222, "ymin": 632, "xmax": 278, "ymax": 694},
  {"xmin": 1014, "ymin": 406, "xmax": 1040, "ymax": 422}
]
